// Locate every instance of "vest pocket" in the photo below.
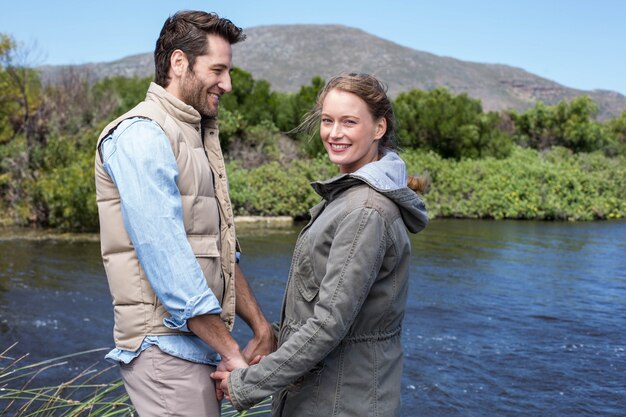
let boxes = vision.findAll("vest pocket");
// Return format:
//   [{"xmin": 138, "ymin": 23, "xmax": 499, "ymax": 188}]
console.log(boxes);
[
  {"xmin": 187, "ymin": 234, "xmax": 220, "ymax": 257},
  {"xmin": 188, "ymin": 235, "xmax": 223, "ymax": 300}
]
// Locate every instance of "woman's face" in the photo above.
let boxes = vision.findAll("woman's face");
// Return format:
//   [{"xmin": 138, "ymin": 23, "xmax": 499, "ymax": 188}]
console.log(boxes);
[{"xmin": 319, "ymin": 89, "xmax": 386, "ymax": 174}]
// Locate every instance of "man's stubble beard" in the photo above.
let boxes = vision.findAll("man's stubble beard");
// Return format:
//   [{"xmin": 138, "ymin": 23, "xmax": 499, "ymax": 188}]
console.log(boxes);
[{"xmin": 180, "ymin": 69, "xmax": 219, "ymax": 119}]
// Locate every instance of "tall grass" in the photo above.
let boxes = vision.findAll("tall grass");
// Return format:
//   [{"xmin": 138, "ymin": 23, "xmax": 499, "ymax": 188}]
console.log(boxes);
[{"xmin": 1, "ymin": 343, "xmax": 271, "ymax": 416}]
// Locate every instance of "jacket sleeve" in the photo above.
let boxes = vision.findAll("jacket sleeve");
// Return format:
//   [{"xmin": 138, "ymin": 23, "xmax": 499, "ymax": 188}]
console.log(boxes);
[{"xmin": 228, "ymin": 206, "xmax": 388, "ymax": 410}]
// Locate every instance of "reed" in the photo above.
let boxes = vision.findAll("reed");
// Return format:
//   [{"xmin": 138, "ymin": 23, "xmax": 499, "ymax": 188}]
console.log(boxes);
[{"xmin": 1, "ymin": 343, "xmax": 271, "ymax": 416}]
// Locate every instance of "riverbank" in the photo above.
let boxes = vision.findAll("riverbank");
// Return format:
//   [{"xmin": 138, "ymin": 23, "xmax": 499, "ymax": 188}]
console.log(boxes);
[
  {"xmin": 234, "ymin": 215, "xmax": 294, "ymax": 228},
  {"xmin": 0, "ymin": 216, "xmax": 296, "ymax": 241}
]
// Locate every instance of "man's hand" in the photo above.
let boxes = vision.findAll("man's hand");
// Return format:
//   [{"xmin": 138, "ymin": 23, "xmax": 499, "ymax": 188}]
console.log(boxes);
[
  {"xmin": 214, "ymin": 348, "xmax": 264, "ymax": 401},
  {"xmin": 219, "ymin": 351, "xmax": 250, "ymax": 372},
  {"xmin": 233, "ymin": 264, "xmax": 277, "ymax": 363},
  {"xmin": 214, "ymin": 351, "xmax": 249, "ymax": 400},
  {"xmin": 242, "ymin": 323, "xmax": 276, "ymax": 364},
  {"xmin": 187, "ymin": 313, "xmax": 248, "ymax": 401},
  {"xmin": 214, "ymin": 355, "xmax": 247, "ymax": 401}
]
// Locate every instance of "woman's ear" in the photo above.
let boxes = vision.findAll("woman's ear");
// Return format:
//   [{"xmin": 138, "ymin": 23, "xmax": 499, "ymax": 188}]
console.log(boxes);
[{"xmin": 374, "ymin": 117, "xmax": 387, "ymax": 140}]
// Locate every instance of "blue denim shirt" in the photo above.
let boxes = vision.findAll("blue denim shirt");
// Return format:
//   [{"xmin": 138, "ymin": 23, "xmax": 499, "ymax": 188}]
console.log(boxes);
[{"xmin": 100, "ymin": 117, "xmax": 222, "ymax": 365}]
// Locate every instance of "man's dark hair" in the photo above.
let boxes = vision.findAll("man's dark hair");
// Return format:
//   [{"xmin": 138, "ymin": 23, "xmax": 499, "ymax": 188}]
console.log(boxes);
[{"xmin": 154, "ymin": 10, "xmax": 245, "ymax": 87}]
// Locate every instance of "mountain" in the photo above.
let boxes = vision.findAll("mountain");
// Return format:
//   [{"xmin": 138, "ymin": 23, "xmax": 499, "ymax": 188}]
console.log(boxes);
[{"xmin": 39, "ymin": 24, "xmax": 626, "ymax": 120}]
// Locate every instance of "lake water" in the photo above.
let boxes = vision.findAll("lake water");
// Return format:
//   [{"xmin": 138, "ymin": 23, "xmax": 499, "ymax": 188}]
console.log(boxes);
[{"xmin": 1, "ymin": 219, "xmax": 625, "ymax": 416}]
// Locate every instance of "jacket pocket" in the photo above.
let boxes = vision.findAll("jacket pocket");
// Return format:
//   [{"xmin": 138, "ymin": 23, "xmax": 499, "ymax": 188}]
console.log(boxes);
[
  {"xmin": 287, "ymin": 362, "xmax": 324, "ymax": 392},
  {"xmin": 280, "ymin": 364, "xmax": 325, "ymax": 416},
  {"xmin": 292, "ymin": 237, "xmax": 319, "ymax": 302}
]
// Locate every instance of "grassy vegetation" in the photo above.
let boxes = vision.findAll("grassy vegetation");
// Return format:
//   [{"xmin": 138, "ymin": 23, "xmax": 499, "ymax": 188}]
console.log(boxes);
[{"xmin": 0, "ymin": 344, "xmax": 271, "ymax": 416}]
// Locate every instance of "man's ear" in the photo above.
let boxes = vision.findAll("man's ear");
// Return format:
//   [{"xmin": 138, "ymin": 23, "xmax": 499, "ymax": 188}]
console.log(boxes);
[{"xmin": 169, "ymin": 49, "xmax": 188, "ymax": 78}]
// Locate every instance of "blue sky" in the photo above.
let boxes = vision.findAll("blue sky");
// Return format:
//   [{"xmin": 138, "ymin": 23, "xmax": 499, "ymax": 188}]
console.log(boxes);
[{"xmin": 2, "ymin": 0, "xmax": 625, "ymax": 95}]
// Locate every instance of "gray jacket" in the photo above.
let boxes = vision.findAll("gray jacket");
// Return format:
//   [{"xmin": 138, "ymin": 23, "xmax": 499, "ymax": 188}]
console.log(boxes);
[{"xmin": 228, "ymin": 152, "xmax": 428, "ymax": 416}]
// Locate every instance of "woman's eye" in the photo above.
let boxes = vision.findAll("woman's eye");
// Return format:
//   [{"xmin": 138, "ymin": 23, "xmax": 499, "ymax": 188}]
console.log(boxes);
[{"xmin": 321, "ymin": 118, "xmax": 333, "ymax": 124}]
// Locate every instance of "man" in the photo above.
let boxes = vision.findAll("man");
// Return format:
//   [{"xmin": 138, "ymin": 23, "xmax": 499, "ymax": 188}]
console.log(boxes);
[{"xmin": 94, "ymin": 11, "xmax": 275, "ymax": 417}]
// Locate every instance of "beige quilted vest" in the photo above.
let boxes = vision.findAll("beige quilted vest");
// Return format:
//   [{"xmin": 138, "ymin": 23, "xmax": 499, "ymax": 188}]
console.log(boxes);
[{"xmin": 95, "ymin": 82, "xmax": 237, "ymax": 351}]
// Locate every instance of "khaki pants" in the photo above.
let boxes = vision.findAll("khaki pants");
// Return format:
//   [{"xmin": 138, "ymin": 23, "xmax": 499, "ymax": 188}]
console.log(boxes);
[{"xmin": 120, "ymin": 346, "xmax": 220, "ymax": 417}]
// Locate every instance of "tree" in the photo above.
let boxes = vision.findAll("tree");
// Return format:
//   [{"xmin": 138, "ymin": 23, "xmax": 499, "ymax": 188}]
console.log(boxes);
[
  {"xmin": 605, "ymin": 109, "xmax": 626, "ymax": 156},
  {"xmin": 0, "ymin": 33, "xmax": 47, "ymax": 223},
  {"xmin": 91, "ymin": 75, "xmax": 152, "ymax": 120},
  {"xmin": 509, "ymin": 101, "xmax": 552, "ymax": 149},
  {"xmin": 0, "ymin": 33, "xmax": 44, "ymax": 151},
  {"xmin": 511, "ymin": 96, "xmax": 606, "ymax": 153},
  {"xmin": 219, "ymin": 67, "xmax": 279, "ymax": 147},
  {"xmin": 394, "ymin": 87, "xmax": 512, "ymax": 159},
  {"xmin": 284, "ymin": 76, "xmax": 326, "ymax": 156}
]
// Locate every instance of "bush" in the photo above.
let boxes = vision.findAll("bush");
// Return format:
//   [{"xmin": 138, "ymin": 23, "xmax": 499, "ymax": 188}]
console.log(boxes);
[
  {"xmin": 228, "ymin": 157, "xmax": 335, "ymax": 218},
  {"xmin": 403, "ymin": 146, "xmax": 625, "ymax": 221},
  {"xmin": 37, "ymin": 150, "xmax": 98, "ymax": 231}
]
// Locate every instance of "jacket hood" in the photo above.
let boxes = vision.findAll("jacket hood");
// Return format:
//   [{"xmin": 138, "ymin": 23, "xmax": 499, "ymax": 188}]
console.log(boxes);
[{"xmin": 311, "ymin": 152, "xmax": 428, "ymax": 233}]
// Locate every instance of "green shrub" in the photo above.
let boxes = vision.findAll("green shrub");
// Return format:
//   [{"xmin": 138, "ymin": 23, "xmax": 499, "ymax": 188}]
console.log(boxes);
[
  {"xmin": 228, "ymin": 161, "xmax": 323, "ymax": 218},
  {"xmin": 37, "ymin": 150, "xmax": 98, "ymax": 231},
  {"xmin": 403, "ymin": 146, "xmax": 625, "ymax": 221}
]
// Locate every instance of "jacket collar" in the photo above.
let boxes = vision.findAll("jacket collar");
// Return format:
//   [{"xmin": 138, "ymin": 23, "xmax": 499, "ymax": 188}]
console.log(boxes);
[
  {"xmin": 311, "ymin": 151, "xmax": 407, "ymax": 198},
  {"xmin": 310, "ymin": 151, "xmax": 428, "ymax": 233},
  {"xmin": 146, "ymin": 82, "xmax": 204, "ymax": 126}
]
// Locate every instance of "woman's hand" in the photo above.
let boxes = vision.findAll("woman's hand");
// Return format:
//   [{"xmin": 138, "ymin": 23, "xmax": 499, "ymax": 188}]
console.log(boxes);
[{"xmin": 211, "ymin": 370, "xmax": 232, "ymax": 400}]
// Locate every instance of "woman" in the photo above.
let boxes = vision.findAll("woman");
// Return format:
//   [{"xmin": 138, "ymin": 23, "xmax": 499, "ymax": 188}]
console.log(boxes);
[{"xmin": 213, "ymin": 73, "xmax": 429, "ymax": 416}]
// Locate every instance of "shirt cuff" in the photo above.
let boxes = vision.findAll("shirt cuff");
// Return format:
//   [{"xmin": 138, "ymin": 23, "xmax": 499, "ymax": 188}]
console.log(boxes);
[{"xmin": 163, "ymin": 289, "xmax": 222, "ymax": 332}]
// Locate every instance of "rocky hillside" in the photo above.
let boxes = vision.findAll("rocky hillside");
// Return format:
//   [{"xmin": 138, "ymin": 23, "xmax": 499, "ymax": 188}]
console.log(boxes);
[{"xmin": 39, "ymin": 24, "xmax": 626, "ymax": 119}]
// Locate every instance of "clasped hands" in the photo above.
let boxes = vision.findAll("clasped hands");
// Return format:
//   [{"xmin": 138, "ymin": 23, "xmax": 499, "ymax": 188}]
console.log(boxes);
[
  {"xmin": 211, "ymin": 352, "xmax": 264, "ymax": 401},
  {"xmin": 212, "ymin": 331, "xmax": 275, "ymax": 401}
]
